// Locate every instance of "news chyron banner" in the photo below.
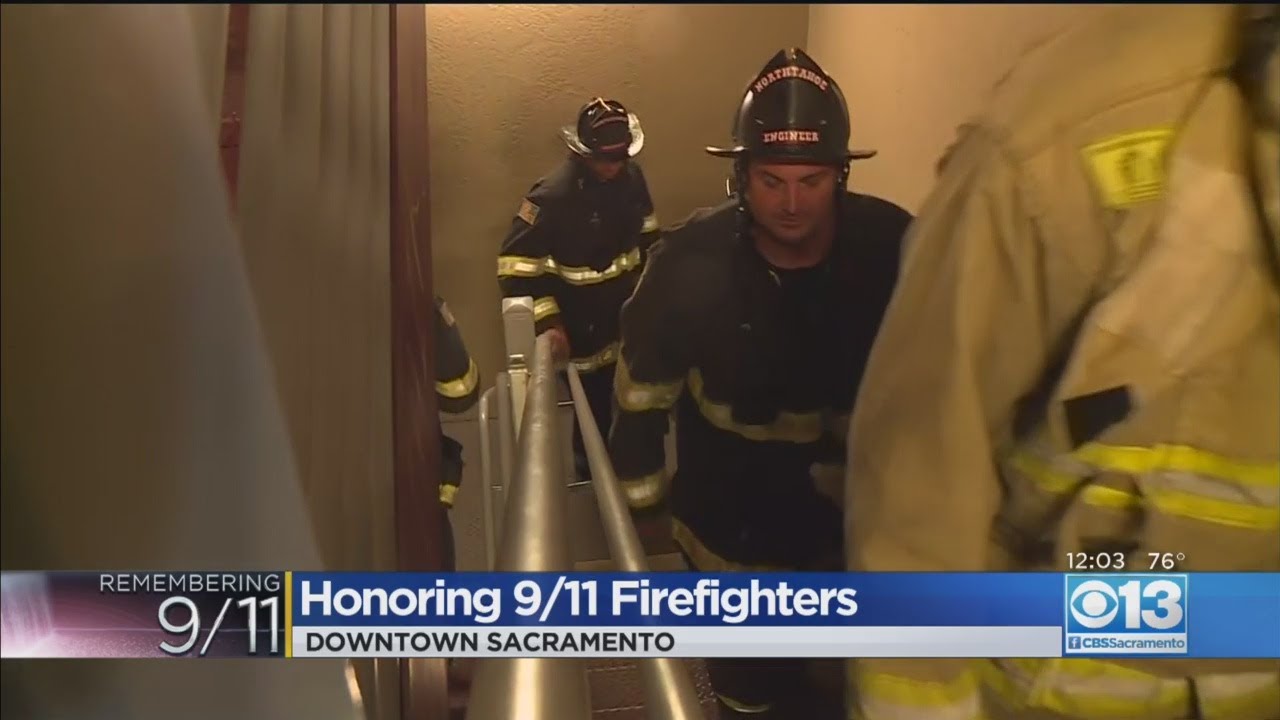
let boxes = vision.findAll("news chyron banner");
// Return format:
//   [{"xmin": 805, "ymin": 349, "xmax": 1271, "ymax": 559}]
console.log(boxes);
[{"xmin": 1, "ymin": 572, "xmax": 1277, "ymax": 659}]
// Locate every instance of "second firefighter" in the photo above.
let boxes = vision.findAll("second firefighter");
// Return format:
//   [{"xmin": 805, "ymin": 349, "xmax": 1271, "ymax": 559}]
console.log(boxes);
[
  {"xmin": 608, "ymin": 49, "xmax": 913, "ymax": 718},
  {"xmin": 497, "ymin": 98, "xmax": 660, "ymax": 481}
]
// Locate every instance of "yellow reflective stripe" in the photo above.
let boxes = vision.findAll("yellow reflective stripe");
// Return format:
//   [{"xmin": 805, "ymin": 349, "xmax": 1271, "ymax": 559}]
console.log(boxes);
[
  {"xmin": 1151, "ymin": 491, "xmax": 1279, "ymax": 530},
  {"xmin": 855, "ymin": 667, "xmax": 983, "ymax": 720},
  {"xmin": 532, "ymin": 296, "xmax": 560, "ymax": 321},
  {"xmin": 990, "ymin": 659, "xmax": 1186, "ymax": 718},
  {"xmin": 497, "ymin": 249, "xmax": 645, "ymax": 285},
  {"xmin": 687, "ymin": 368, "xmax": 822, "ymax": 444},
  {"xmin": 717, "ymin": 694, "xmax": 770, "ymax": 713},
  {"xmin": 988, "ymin": 659, "xmax": 1279, "ymax": 720},
  {"xmin": 439, "ymin": 484, "xmax": 459, "ymax": 507},
  {"xmin": 615, "ymin": 354, "xmax": 683, "ymax": 412},
  {"xmin": 641, "ymin": 213, "xmax": 659, "ymax": 234},
  {"xmin": 1008, "ymin": 444, "xmax": 1280, "ymax": 530},
  {"xmin": 548, "ymin": 247, "xmax": 643, "ymax": 286},
  {"xmin": 571, "ymin": 341, "xmax": 618, "ymax": 373},
  {"xmin": 672, "ymin": 518, "xmax": 790, "ymax": 573},
  {"xmin": 620, "ymin": 470, "xmax": 665, "ymax": 509},
  {"xmin": 1007, "ymin": 452, "xmax": 1141, "ymax": 511},
  {"xmin": 496, "ymin": 254, "xmax": 546, "ymax": 278},
  {"xmin": 436, "ymin": 359, "xmax": 478, "ymax": 399},
  {"xmin": 1076, "ymin": 443, "xmax": 1279, "ymax": 487}
]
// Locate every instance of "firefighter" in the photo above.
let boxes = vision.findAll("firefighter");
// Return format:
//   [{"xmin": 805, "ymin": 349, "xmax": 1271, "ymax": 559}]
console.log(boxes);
[
  {"xmin": 608, "ymin": 48, "xmax": 913, "ymax": 718},
  {"xmin": 846, "ymin": 5, "xmax": 1280, "ymax": 720},
  {"xmin": 434, "ymin": 295, "xmax": 480, "ymax": 571},
  {"xmin": 497, "ymin": 98, "xmax": 660, "ymax": 482}
]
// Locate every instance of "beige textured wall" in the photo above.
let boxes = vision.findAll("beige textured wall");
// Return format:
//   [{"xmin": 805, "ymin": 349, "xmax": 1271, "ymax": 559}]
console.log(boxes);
[
  {"xmin": 426, "ymin": 3, "xmax": 810, "ymax": 379},
  {"xmin": 808, "ymin": 4, "xmax": 1104, "ymax": 213}
]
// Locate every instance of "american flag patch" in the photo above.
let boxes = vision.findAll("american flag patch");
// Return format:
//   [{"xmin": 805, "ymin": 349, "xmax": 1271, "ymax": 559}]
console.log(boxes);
[
  {"xmin": 517, "ymin": 199, "xmax": 540, "ymax": 225},
  {"xmin": 439, "ymin": 301, "xmax": 456, "ymax": 327}
]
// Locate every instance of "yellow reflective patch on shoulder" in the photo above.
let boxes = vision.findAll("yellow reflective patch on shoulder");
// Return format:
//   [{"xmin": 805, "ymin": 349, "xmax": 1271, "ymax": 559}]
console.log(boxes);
[
  {"xmin": 1081, "ymin": 128, "xmax": 1175, "ymax": 209},
  {"xmin": 438, "ymin": 299, "xmax": 456, "ymax": 327},
  {"xmin": 517, "ymin": 198, "xmax": 540, "ymax": 225},
  {"xmin": 641, "ymin": 212, "xmax": 659, "ymax": 233}
]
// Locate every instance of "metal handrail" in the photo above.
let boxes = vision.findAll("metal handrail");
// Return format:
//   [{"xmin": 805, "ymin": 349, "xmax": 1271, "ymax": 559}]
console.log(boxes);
[
  {"xmin": 465, "ymin": 333, "xmax": 592, "ymax": 720},
  {"xmin": 566, "ymin": 366, "xmax": 706, "ymax": 720},
  {"xmin": 477, "ymin": 386, "xmax": 497, "ymax": 571}
]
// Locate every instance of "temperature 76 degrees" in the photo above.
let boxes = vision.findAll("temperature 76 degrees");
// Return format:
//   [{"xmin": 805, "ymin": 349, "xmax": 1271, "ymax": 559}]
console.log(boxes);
[{"xmin": 1148, "ymin": 552, "xmax": 1187, "ymax": 570}]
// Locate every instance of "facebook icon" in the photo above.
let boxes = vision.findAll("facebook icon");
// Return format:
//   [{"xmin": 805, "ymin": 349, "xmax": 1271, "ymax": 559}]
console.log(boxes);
[{"xmin": 1064, "ymin": 574, "xmax": 1189, "ymax": 655}]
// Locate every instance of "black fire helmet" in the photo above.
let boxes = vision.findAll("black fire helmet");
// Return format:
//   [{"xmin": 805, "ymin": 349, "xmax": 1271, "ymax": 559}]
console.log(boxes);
[
  {"xmin": 706, "ymin": 48, "xmax": 875, "ymax": 165},
  {"xmin": 560, "ymin": 98, "xmax": 645, "ymax": 161}
]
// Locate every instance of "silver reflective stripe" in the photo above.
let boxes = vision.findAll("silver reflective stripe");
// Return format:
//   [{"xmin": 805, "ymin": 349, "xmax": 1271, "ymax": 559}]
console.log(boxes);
[
  {"xmin": 687, "ymin": 368, "xmax": 822, "ymax": 444},
  {"xmin": 546, "ymin": 248, "xmax": 643, "ymax": 285},
  {"xmin": 615, "ymin": 355, "xmax": 682, "ymax": 412},
  {"xmin": 496, "ymin": 255, "xmax": 545, "ymax": 277},
  {"xmin": 497, "ymin": 249, "xmax": 644, "ymax": 285},
  {"xmin": 1196, "ymin": 672, "xmax": 1280, "ymax": 720},
  {"xmin": 532, "ymin": 296, "xmax": 560, "ymax": 321},
  {"xmin": 620, "ymin": 471, "xmax": 664, "ymax": 509},
  {"xmin": 1008, "ymin": 443, "xmax": 1280, "ymax": 530},
  {"xmin": 436, "ymin": 360, "xmax": 478, "ymax": 399},
  {"xmin": 570, "ymin": 342, "xmax": 619, "ymax": 373}
]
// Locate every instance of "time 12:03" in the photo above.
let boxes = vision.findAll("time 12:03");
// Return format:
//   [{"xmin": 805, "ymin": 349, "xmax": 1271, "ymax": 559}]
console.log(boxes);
[{"xmin": 1066, "ymin": 552, "xmax": 1126, "ymax": 571}]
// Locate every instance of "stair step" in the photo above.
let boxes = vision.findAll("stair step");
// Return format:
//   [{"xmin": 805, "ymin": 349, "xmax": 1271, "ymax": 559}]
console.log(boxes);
[
  {"xmin": 587, "ymin": 657, "xmax": 720, "ymax": 718},
  {"xmin": 449, "ymin": 656, "xmax": 720, "ymax": 718}
]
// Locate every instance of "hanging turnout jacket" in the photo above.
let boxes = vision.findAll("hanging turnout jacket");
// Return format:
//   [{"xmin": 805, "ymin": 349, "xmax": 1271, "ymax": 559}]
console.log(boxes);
[{"xmin": 845, "ymin": 6, "xmax": 1280, "ymax": 719}]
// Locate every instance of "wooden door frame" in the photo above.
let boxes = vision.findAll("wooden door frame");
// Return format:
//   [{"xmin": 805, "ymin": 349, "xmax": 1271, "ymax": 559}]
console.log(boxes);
[{"xmin": 389, "ymin": 4, "xmax": 450, "ymax": 719}]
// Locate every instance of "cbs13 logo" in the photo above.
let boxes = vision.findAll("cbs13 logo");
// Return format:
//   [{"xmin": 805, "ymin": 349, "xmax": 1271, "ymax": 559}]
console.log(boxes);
[{"xmin": 1066, "ymin": 575, "xmax": 1187, "ymax": 632}]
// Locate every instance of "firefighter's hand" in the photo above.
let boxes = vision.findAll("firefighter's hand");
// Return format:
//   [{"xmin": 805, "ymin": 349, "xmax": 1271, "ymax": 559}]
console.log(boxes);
[{"xmin": 543, "ymin": 327, "xmax": 570, "ymax": 364}]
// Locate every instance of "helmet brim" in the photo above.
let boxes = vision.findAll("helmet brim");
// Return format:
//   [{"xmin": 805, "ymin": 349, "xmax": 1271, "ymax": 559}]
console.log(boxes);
[
  {"xmin": 705, "ymin": 145, "xmax": 878, "ymax": 161},
  {"xmin": 561, "ymin": 113, "xmax": 645, "ymax": 158}
]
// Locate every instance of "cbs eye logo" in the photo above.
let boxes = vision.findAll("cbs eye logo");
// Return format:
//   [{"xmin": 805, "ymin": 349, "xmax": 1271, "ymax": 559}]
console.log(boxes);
[
  {"xmin": 1068, "ymin": 577, "xmax": 1185, "ymax": 631},
  {"xmin": 1069, "ymin": 580, "xmax": 1121, "ymax": 629}
]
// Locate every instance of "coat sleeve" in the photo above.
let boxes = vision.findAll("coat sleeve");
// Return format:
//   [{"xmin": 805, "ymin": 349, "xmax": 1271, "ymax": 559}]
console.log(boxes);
[
  {"xmin": 607, "ymin": 236, "xmax": 691, "ymax": 512},
  {"xmin": 844, "ymin": 128, "xmax": 1099, "ymax": 719},
  {"xmin": 496, "ymin": 187, "xmax": 563, "ymax": 334},
  {"xmin": 434, "ymin": 296, "xmax": 479, "ymax": 415}
]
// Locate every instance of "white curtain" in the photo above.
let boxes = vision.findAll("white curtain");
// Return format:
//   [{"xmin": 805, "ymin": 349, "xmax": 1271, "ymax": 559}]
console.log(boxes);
[
  {"xmin": 237, "ymin": 4, "xmax": 394, "ymax": 574},
  {"xmin": 186, "ymin": 4, "xmax": 231, "ymax": 131},
  {"xmin": 235, "ymin": 7, "xmax": 396, "ymax": 715},
  {"xmin": 1, "ymin": 5, "xmax": 359, "ymax": 718}
]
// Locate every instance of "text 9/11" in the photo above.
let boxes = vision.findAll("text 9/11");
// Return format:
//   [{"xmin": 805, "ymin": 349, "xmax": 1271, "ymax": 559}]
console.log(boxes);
[{"xmin": 158, "ymin": 595, "xmax": 281, "ymax": 656}]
